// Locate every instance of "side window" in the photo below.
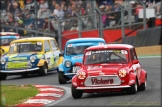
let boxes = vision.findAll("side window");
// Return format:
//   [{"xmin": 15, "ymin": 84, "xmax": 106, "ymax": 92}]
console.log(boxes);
[
  {"xmin": 130, "ymin": 49, "xmax": 137, "ymax": 60},
  {"xmin": 50, "ymin": 40, "xmax": 58, "ymax": 51},
  {"xmin": 44, "ymin": 40, "xmax": 51, "ymax": 51}
]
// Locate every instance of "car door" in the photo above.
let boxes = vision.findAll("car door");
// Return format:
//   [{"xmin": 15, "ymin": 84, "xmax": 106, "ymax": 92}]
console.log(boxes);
[
  {"xmin": 131, "ymin": 48, "xmax": 142, "ymax": 83},
  {"xmin": 44, "ymin": 40, "xmax": 53, "ymax": 69},
  {"xmin": 50, "ymin": 40, "xmax": 60, "ymax": 68}
]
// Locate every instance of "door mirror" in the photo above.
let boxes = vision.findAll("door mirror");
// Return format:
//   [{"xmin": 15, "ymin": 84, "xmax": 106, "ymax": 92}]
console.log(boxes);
[
  {"xmin": 45, "ymin": 49, "xmax": 50, "ymax": 53},
  {"xmin": 133, "ymin": 60, "xmax": 139, "ymax": 64},
  {"xmin": 75, "ymin": 62, "xmax": 81, "ymax": 66},
  {"xmin": 59, "ymin": 51, "xmax": 64, "ymax": 57}
]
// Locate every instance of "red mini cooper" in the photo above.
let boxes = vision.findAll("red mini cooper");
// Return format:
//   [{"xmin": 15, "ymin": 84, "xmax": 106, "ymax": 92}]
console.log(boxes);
[{"xmin": 71, "ymin": 44, "xmax": 147, "ymax": 99}]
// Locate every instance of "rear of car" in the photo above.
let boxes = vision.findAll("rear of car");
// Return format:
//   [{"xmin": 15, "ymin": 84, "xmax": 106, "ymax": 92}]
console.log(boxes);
[{"xmin": 0, "ymin": 32, "xmax": 20, "ymax": 56}]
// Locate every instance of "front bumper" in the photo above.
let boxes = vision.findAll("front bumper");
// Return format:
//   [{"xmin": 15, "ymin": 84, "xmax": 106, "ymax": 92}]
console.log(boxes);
[
  {"xmin": 76, "ymin": 85, "xmax": 130, "ymax": 90},
  {"xmin": 0, "ymin": 67, "xmax": 39, "ymax": 73}
]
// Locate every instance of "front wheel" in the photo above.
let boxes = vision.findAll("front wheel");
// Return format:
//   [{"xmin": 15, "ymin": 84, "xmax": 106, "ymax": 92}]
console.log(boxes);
[
  {"xmin": 138, "ymin": 81, "xmax": 146, "ymax": 91},
  {"xmin": 38, "ymin": 64, "xmax": 48, "ymax": 76},
  {"xmin": 127, "ymin": 80, "xmax": 138, "ymax": 94},
  {"xmin": 71, "ymin": 84, "xmax": 83, "ymax": 99},
  {"xmin": 58, "ymin": 72, "xmax": 67, "ymax": 84},
  {"xmin": 0, "ymin": 73, "xmax": 7, "ymax": 80}
]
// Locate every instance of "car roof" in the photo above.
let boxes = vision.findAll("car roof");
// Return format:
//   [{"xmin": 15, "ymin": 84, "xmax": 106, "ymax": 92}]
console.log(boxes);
[
  {"xmin": 0, "ymin": 32, "xmax": 20, "ymax": 36},
  {"xmin": 11, "ymin": 37, "xmax": 54, "ymax": 43},
  {"xmin": 67, "ymin": 38, "xmax": 105, "ymax": 43},
  {"xmin": 86, "ymin": 44, "xmax": 134, "ymax": 50}
]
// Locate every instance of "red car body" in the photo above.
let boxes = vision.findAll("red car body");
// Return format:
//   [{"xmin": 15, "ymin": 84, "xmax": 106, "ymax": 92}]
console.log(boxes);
[{"xmin": 71, "ymin": 44, "xmax": 147, "ymax": 99}]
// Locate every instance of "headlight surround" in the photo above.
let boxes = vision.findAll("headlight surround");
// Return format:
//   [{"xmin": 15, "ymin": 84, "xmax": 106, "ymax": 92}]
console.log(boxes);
[
  {"xmin": 0, "ymin": 58, "xmax": 6, "ymax": 64},
  {"xmin": 77, "ymin": 71, "xmax": 86, "ymax": 80},
  {"xmin": 30, "ymin": 56, "xmax": 36, "ymax": 62},
  {"xmin": 118, "ymin": 69, "xmax": 127, "ymax": 78},
  {"xmin": 65, "ymin": 61, "xmax": 72, "ymax": 68}
]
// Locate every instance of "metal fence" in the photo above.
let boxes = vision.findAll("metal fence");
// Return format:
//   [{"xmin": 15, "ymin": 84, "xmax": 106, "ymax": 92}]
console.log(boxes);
[{"xmin": 1, "ymin": 0, "xmax": 161, "ymax": 50}]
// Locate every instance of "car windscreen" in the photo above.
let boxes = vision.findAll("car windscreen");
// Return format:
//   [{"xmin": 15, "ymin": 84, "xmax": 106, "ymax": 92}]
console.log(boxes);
[
  {"xmin": 9, "ymin": 41, "xmax": 43, "ymax": 54},
  {"xmin": 84, "ymin": 49, "xmax": 129, "ymax": 65},
  {"xmin": 0, "ymin": 38, "xmax": 17, "ymax": 46},
  {"xmin": 66, "ymin": 42, "xmax": 104, "ymax": 56}
]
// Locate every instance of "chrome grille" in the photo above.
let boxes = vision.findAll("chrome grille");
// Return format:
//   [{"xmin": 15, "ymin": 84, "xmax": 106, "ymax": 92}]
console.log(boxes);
[{"xmin": 84, "ymin": 75, "xmax": 121, "ymax": 86}]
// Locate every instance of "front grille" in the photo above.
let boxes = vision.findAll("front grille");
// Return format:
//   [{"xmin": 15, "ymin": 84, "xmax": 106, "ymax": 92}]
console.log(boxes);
[
  {"xmin": 5, "ymin": 61, "xmax": 32, "ymax": 70},
  {"xmin": 84, "ymin": 75, "xmax": 121, "ymax": 86}
]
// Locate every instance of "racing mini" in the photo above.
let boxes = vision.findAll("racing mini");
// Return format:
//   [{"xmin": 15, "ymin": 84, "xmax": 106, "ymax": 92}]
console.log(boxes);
[
  {"xmin": 58, "ymin": 38, "xmax": 106, "ymax": 84},
  {"xmin": 0, "ymin": 37, "xmax": 63, "ymax": 80},
  {"xmin": 71, "ymin": 44, "xmax": 147, "ymax": 99}
]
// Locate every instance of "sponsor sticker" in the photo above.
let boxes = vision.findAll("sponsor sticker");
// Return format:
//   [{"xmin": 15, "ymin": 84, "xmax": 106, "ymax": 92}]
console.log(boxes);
[
  {"xmin": 67, "ymin": 44, "xmax": 72, "ymax": 47},
  {"xmin": 99, "ymin": 42, "xmax": 104, "ymax": 45},
  {"xmin": 121, "ymin": 50, "xmax": 128, "ymax": 54},
  {"xmin": 86, "ymin": 51, "xmax": 91, "ymax": 55},
  {"xmin": 37, "ymin": 42, "xmax": 42, "ymax": 45},
  {"xmin": 88, "ymin": 66, "xmax": 102, "ymax": 70}
]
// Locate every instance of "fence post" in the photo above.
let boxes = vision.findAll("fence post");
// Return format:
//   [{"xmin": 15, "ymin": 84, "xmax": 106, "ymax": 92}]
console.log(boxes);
[
  {"xmin": 34, "ymin": 0, "xmax": 38, "ymax": 36},
  {"xmin": 118, "ymin": 4, "xmax": 125, "ymax": 39},
  {"xmin": 128, "ymin": 2, "xmax": 132, "ymax": 25},
  {"xmin": 90, "ymin": 0, "xmax": 97, "ymax": 29},
  {"xmin": 54, "ymin": 16, "xmax": 62, "ymax": 50},
  {"xmin": 139, "ymin": 0, "xmax": 147, "ymax": 29},
  {"xmin": 74, "ymin": 12, "xmax": 82, "ymax": 38},
  {"xmin": 95, "ymin": 8, "xmax": 103, "ymax": 38}
]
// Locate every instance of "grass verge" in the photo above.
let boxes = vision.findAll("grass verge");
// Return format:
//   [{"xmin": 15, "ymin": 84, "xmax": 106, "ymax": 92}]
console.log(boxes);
[{"xmin": 0, "ymin": 84, "xmax": 39, "ymax": 107}]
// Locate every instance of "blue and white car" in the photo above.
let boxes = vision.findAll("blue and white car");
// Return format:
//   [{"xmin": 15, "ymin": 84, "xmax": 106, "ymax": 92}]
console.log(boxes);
[{"xmin": 58, "ymin": 38, "xmax": 106, "ymax": 84}]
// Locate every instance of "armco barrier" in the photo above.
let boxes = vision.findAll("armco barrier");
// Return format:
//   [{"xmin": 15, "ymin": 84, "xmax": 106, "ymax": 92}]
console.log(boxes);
[
  {"xmin": 133, "ymin": 26, "xmax": 162, "ymax": 47},
  {"xmin": 121, "ymin": 36, "xmax": 136, "ymax": 46}
]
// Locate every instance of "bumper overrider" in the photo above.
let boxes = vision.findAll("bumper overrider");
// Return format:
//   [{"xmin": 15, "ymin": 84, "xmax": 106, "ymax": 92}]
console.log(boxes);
[{"xmin": 0, "ymin": 67, "xmax": 39, "ymax": 73}]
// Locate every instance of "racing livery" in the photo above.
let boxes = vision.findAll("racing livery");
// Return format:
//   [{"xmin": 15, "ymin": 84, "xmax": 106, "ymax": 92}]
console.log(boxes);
[
  {"xmin": 0, "ymin": 32, "xmax": 20, "ymax": 56},
  {"xmin": 58, "ymin": 38, "xmax": 106, "ymax": 84},
  {"xmin": 71, "ymin": 44, "xmax": 147, "ymax": 99},
  {"xmin": 0, "ymin": 37, "xmax": 63, "ymax": 80}
]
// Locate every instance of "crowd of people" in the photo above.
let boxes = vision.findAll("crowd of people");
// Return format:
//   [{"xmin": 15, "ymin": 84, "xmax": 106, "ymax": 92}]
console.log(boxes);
[{"xmin": 0, "ymin": 0, "xmax": 161, "ymax": 36}]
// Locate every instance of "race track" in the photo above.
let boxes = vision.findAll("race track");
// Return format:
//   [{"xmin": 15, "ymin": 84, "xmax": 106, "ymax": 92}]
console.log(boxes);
[{"xmin": 1, "ymin": 57, "xmax": 161, "ymax": 106}]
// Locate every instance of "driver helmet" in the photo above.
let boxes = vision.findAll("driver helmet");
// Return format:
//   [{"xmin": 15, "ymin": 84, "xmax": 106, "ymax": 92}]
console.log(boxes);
[{"xmin": 73, "ymin": 46, "xmax": 82, "ymax": 54}]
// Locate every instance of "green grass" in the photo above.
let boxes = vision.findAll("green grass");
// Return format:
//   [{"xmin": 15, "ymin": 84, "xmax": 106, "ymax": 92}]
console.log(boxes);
[{"xmin": 0, "ymin": 84, "xmax": 39, "ymax": 107}]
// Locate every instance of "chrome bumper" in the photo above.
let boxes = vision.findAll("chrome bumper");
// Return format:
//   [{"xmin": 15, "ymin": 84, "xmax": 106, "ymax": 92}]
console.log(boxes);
[
  {"xmin": 64, "ymin": 73, "xmax": 76, "ymax": 75},
  {"xmin": 76, "ymin": 85, "xmax": 130, "ymax": 90},
  {"xmin": 0, "ymin": 67, "xmax": 39, "ymax": 73}
]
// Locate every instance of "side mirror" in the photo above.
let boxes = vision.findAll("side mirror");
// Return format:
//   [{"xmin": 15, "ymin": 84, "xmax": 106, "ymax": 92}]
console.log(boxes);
[
  {"xmin": 59, "ymin": 51, "xmax": 64, "ymax": 57},
  {"xmin": 45, "ymin": 49, "xmax": 50, "ymax": 53},
  {"xmin": 75, "ymin": 62, "xmax": 81, "ymax": 66},
  {"xmin": 133, "ymin": 60, "xmax": 139, "ymax": 64}
]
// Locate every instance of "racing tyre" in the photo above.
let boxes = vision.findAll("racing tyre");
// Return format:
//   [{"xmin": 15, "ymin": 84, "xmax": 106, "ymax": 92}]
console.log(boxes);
[
  {"xmin": 58, "ymin": 72, "xmax": 67, "ymax": 84},
  {"xmin": 138, "ymin": 81, "xmax": 146, "ymax": 91},
  {"xmin": 38, "ymin": 64, "xmax": 48, "ymax": 76},
  {"xmin": 21, "ymin": 73, "xmax": 28, "ymax": 78},
  {"xmin": 71, "ymin": 85, "xmax": 83, "ymax": 99},
  {"xmin": 127, "ymin": 80, "xmax": 137, "ymax": 94},
  {"xmin": 0, "ymin": 73, "xmax": 7, "ymax": 80}
]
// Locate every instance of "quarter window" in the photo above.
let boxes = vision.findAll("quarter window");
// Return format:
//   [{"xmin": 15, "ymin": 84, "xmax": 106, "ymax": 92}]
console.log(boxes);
[
  {"xmin": 50, "ymin": 40, "xmax": 58, "ymax": 51},
  {"xmin": 44, "ymin": 40, "xmax": 51, "ymax": 51}
]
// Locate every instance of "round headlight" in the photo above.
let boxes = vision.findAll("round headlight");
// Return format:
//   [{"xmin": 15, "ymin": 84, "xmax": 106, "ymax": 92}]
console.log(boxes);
[
  {"xmin": 65, "ymin": 61, "xmax": 71, "ymax": 68},
  {"xmin": 0, "ymin": 58, "xmax": 6, "ymax": 64},
  {"xmin": 30, "ymin": 56, "xmax": 36, "ymax": 62},
  {"xmin": 119, "ymin": 69, "xmax": 127, "ymax": 78},
  {"xmin": 77, "ymin": 71, "xmax": 86, "ymax": 80}
]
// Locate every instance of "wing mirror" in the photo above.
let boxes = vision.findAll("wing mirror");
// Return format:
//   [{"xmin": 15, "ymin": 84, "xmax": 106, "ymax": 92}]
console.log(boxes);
[
  {"xmin": 59, "ymin": 51, "xmax": 64, "ymax": 57},
  {"xmin": 133, "ymin": 60, "xmax": 139, "ymax": 64},
  {"xmin": 45, "ymin": 49, "xmax": 50, "ymax": 53},
  {"xmin": 75, "ymin": 62, "xmax": 81, "ymax": 66}
]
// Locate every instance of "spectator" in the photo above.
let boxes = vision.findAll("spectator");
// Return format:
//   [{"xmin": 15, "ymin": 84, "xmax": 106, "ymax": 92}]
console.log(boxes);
[
  {"xmin": 32, "ymin": 17, "xmax": 45, "ymax": 31},
  {"xmin": 50, "ymin": 0, "xmax": 57, "ymax": 12},
  {"xmin": 1, "ymin": 0, "xmax": 8, "ymax": 11},
  {"xmin": 24, "ymin": 13, "xmax": 34, "ymax": 29},
  {"xmin": 37, "ymin": 0, "xmax": 49, "ymax": 18},
  {"xmin": 43, "ymin": 18, "xmax": 56, "ymax": 33},
  {"xmin": 134, "ymin": 3, "xmax": 142, "ymax": 22},
  {"xmin": 52, "ymin": 4, "xmax": 64, "ymax": 19},
  {"xmin": 4, "ymin": 17, "xmax": 16, "ymax": 32}
]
